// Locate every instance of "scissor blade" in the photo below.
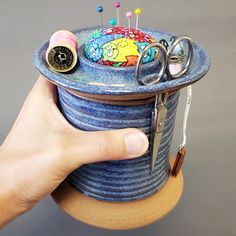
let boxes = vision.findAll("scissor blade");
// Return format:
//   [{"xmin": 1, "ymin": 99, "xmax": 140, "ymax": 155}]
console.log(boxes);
[
  {"xmin": 151, "ymin": 105, "xmax": 168, "ymax": 172},
  {"xmin": 151, "ymin": 132, "xmax": 163, "ymax": 171}
]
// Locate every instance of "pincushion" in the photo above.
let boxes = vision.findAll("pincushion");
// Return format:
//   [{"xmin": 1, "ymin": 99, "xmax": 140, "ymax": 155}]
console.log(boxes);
[{"xmin": 85, "ymin": 26, "xmax": 158, "ymax": 67}]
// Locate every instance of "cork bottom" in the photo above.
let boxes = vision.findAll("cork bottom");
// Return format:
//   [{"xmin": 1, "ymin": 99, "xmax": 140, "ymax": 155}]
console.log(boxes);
[{"xmin": 51, "ymin": 156, "xmax": 183, "ymax": 230}]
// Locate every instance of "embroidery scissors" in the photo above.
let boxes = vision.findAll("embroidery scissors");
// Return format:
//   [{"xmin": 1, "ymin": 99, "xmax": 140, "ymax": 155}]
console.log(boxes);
[
  {"xmin": 150, "ymin": 93, "xmax": 168, "ymax": 171},
  {"xmin": 135, "ymin": 36, "xmax": 193, "ymax": 173}
]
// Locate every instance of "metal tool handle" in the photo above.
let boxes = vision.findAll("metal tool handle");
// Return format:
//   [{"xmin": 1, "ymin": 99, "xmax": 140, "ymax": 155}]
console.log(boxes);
[
  {"xmin": 135, "ymin": 35, "xmax": 194, "ymax": 86},
  {"xmin": 166, "ymin": 35, "xmax": 194, "ymax": 79},
  {"xmin": 135, "ymin": 42, "xmax": 167, "ymax": 86}
]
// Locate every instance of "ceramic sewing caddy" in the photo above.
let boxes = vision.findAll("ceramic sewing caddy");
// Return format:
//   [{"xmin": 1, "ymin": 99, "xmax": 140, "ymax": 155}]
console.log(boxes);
[{"xmin": 34, "ymin": 25, "xmax": 210, "ymax": 230}]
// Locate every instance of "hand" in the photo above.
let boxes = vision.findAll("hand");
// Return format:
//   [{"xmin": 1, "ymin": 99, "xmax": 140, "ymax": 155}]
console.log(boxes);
[{"xmin": 0, "ymin": 76, "xmax": 149, "ymax": 228}]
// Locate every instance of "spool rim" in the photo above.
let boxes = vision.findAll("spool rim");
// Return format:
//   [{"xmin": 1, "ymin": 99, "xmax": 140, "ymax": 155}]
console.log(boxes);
[
  {"xmin": 46, "ymin": 42, "xmax": 78, "ymax": 73},
  {"xmin": 50, "ymin": 30, "xmax": 78, "ymax": 42}
]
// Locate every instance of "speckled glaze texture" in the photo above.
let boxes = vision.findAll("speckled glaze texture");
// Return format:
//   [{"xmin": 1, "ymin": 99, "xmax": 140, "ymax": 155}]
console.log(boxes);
[
  {"xmin": 34, "ymin": 26, "xmax": 211, "ymax": 97},
  {"xmin": 34, "ymin": 26, "xmax": 210, "ymax": 202},
  {"xmin": 58, "ymin": 88, "xmax": 179, "ymax": 201}
]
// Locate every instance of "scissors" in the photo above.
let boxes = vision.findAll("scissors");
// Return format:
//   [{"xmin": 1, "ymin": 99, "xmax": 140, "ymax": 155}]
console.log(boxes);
[
  {"xmin": 150, "ymin": 93, "xmax": 168, "ymax": 172},
  {"xmin": 135, "ymin": 35, "xmax": 193, "ymax": 173}
]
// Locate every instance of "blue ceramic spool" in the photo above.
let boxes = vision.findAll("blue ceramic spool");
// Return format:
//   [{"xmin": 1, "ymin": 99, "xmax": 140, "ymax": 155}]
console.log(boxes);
[
  {"xmin": 34, "ymin": 27, "xmax": 210, "ymax": 202},
  {"xmin": 58, "ymin": 88, "xmax": 179, "ymax": 201}
]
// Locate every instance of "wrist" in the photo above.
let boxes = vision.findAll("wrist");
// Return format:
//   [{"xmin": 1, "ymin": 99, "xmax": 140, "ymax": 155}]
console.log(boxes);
[
  {"xmin": 0, "ymin": 147, "xmax": 28, "ymax": 228},
  {"xmin": 0, "ymin": 189, "xmax": 25, "ymax": 229}
]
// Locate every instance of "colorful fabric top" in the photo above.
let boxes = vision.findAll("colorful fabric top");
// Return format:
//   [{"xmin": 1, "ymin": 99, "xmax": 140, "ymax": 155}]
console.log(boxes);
[{"xmin": 85, "ymin": 26, "xmax": 157, "ymax": 67}]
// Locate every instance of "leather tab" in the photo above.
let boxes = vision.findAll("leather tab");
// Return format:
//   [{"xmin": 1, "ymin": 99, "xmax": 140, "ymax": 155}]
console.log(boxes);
[{"xmin": 171, "ymin": 147, "xmax": 187, "ymax": 177}]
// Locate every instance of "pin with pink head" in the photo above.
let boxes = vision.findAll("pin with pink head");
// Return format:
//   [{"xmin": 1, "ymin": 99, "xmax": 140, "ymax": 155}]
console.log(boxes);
[
  {"xmin": 126, "ymin": 11, "xmax": 132, "ymax": 32},
  {"xmin": 114, "ymin": 1, "xmax": 121, "ymax": 26}
]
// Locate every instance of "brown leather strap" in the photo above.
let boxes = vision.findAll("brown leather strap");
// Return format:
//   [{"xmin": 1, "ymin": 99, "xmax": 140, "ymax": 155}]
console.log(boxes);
[{"xmin": 171, "ymin": 147, "xmax": 186, "ymax": 177}]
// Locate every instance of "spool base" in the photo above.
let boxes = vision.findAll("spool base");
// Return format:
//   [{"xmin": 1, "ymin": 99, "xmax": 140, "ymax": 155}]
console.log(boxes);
[{"xmin": 52, "ymin": 156, "xmax": 183, "ymax": 230}]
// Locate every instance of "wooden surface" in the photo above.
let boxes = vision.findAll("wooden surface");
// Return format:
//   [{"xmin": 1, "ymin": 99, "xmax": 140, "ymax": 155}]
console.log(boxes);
[{"xmin": 52, "ymin": 157, "xmax": 183, "ymax": 230}]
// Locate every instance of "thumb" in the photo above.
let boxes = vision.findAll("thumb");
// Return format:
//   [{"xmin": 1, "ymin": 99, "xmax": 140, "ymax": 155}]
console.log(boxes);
[{"xmin": 63, "ymin": 128, "xmax": 149, "ymax": 171}]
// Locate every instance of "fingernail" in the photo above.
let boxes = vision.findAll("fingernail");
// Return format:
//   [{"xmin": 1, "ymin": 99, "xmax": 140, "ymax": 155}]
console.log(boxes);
[{"xmin": 124, "ymin": 132, "xmax": 149, "ymax": 158}]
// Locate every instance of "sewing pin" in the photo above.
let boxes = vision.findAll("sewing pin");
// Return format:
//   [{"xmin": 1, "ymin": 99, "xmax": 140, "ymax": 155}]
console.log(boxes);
[
  {"xmin": 97, "ymin": 5, "xmax": 104, "ymax": 28},
  {"xmin": 126, "ymin": 11, "xmax": 132, "ymax": 33},
  {"xmin": 114, "ymin": 1, "xmax": 121, "ymax": 26},
  {"xmin": 135, "ymin": 8, "xmax": 141, "ymax": 29},
  {"xmin": 109, "ymin": 18, "xmax": 117, "ymax": 27}
]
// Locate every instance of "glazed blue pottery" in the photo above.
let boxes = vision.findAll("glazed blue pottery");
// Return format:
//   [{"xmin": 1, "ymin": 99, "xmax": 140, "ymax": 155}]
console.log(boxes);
[{"xmin": 34, "ymin": 26, "xmax": 210, "ymax": 202}]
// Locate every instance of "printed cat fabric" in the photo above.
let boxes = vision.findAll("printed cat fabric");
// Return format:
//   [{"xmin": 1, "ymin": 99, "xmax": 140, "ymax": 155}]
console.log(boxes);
[{"xmin": 85, "ymin": 26, "xmax": 158, "ymax": 67}]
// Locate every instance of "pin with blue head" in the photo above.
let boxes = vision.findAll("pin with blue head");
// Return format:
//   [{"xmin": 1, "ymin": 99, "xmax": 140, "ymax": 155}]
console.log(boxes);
[
  {"xmin": 109, "ymin": 18, "xmax": 117, "ymax": 38},
  {"xmin": 97, "ymin": 5, "xmax": 104, "ymax": 28},
  {"xmin": 109, "ymin": 18, "xmax": 117, "ymax": 28}
]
